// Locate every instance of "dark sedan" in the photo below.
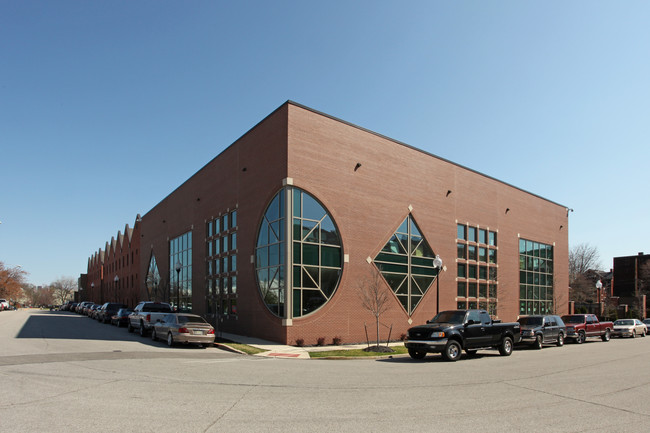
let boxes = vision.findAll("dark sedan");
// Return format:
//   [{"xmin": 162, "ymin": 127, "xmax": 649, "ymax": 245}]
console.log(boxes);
[{"xmin": 111, "ymin": 308, "xmax": 134, "ymax": 327}]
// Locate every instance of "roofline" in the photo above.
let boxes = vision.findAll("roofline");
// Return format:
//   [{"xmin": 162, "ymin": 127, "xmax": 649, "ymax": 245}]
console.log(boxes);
[
  {"xmin": 144, "ymin": 100, "xmax": 569, "ymax": 218},
  {"xmin": 286, "ymin": 100, "xmax": 569, "ymax": 210}
]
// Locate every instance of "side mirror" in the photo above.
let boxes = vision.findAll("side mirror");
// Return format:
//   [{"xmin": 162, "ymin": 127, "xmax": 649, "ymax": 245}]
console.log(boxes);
[{"xmin": 465, "ymin": 320, "xmax": 475, "ymax": 326}]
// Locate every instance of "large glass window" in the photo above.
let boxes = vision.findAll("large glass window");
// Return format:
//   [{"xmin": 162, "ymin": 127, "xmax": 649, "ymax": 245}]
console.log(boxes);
[
  {"xmin": 456, "ymin": 224, "xmax": 498, "ymax": 315},
  {"xmin": 206, "ymin": 209, "xmax": 238, "ymax": 320},
  {"xmin": 170, "ymin": 231, "xmax": 192, "ymax": 312},
  {"xmin": 255, "ymin": 188, "xmax": 343, "ymax": 318},
  {"xmin": 145, "ymin": 253, "xmax": 161, "ymax": 301},
  {"xmin": 519, "ymin": 238, "xmax": 554, "ymax": 315},
  {"xmin": 374, "ymin": 215, "xmax": 440, "ymax": 315}
]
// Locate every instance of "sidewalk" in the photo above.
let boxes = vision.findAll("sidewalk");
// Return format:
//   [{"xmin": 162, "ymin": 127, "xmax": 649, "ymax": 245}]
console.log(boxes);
[{"xmin": 216, "ymin": 332, "xmax": 404, "ymax": 359}]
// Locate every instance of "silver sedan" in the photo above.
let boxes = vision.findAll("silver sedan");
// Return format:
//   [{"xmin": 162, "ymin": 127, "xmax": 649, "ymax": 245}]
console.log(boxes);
[
  {"xmin": 612, "ymin": 319, "xmax": 647, "ymax": 338},
  {"xmin": 151, "ymin": 313, "xmax": 215, "ymax": 348}
]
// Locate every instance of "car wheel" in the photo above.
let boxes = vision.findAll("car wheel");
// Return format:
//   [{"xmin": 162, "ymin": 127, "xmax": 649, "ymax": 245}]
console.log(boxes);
[
  {"xmin": 557, "ymin": 333, "xmax": 564, "ymax": 347},
  {"xmin": 442, "ymin": 341, "xmax": 462, "ymax": 362},
  {"xmin": 534, "ymin": 334, "xmax": 543, "ymax": 350},
  {"xmin": 576, "ymin": 331, "xmax": 585, "ymax": 344},
  {"xmin": 139, "ymin": 323, "xmax": 146, "ymax": 337},
  {"xmin": 127, "ymin": 322, "xmax": 133, "ymax": 333},
  {"xmin": 408, "ymin": 349, "xmax": 426, "ymax": 360},
  {"xmin": 167, "ymin": 333, "xmax": 174, "ymax": 347},
  {"xmin": 602, "ymin": 329, "xmax": 611, "ymax": 342},
  {"xmin": 151, "ymin": 329, "xmax": 157, "ymax": 341},
  {"xmin": 498, "ymin": 336, "xmax": 513, "ymax": 356}
]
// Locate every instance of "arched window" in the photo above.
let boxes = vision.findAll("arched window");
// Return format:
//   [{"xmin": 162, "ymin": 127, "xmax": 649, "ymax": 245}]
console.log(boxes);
[{"xmin": 255, "ymin": 188, "xmax": 342, "ymax": 318}]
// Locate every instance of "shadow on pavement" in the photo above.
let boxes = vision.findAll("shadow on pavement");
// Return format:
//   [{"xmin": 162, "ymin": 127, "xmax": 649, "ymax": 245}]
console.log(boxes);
[{"xmin": 14, "ymin": 311, "xmax": 205, "ymax": 349}]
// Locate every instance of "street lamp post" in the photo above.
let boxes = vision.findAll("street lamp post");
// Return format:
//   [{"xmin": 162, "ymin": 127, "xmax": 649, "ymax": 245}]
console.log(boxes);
[
  {"xmin": 114, "ymin": 275, "xmax": 119, "ymax": 303},
  {"xmin": 433, "ymin": 255, "xmax": 443, "ymax": 314},
  {"xmin": 596, "ymin": 280, "xmax": 603, "ymax": 316},
  {"xmin": 175, "ymin": 261, "xmax": 182, "ymax": 312}
]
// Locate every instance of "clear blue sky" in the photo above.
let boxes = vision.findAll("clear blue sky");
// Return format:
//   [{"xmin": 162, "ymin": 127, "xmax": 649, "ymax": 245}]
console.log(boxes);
[{"xmin": 1, "ymin": 1, "xmax": 649, "ymax": 286}]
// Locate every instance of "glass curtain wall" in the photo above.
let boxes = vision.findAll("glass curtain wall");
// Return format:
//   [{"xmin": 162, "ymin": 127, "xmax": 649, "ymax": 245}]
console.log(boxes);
[
  {"xmin": 169, "ymin": 231, "xmax": 192, "ymax": 312},
  {"xmin": 519, "ymin": 239, "xmax": 554, "ymax": 315}
]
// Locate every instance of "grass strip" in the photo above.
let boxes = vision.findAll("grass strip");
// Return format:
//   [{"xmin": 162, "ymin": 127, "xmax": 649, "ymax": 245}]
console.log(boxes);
[{"xmin": 309, "ymin": 346, "xmax": 408, "ymax": 358}]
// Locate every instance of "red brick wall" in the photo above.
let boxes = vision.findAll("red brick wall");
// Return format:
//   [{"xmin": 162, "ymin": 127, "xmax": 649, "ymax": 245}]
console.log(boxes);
[
  {"xmin": 136, "ymin": 101, "xmax": 569, "ymax": 345},
  {"xmin": 85, "ymin": 217, "xmax": 141, "ymax": 308},
  {"xmin": 140, "ymin": 104, "xmax": 290, "ymax": 342},
  {"xmin": 284, "ymin": 103, "xmax": 569, "ymax": 345}
]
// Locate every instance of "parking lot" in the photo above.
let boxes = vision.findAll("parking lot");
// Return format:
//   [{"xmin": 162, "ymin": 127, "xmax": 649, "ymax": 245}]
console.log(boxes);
[{"xmin": 1, "ymin": 308, "xmax": 650, "ymax": 432}]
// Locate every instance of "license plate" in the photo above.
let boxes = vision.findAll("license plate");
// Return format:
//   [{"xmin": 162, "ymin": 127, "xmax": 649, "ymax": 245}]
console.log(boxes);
[{"xmin": 193, "ymin": 330, "xmax": 203, "ymax": 335}]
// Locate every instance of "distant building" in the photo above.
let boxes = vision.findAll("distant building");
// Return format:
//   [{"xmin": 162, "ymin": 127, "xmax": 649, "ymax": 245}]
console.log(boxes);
[
  {"xmin": 612, "ymin": 252, "xmax": 650, "ymax": 317},
  {"xmin": 85, "ymin": 216, "xmax": 141, "ymax": 307},
  {"xmin": 84, "ymin": 101, "xmax": 570, "ymax": 344}
]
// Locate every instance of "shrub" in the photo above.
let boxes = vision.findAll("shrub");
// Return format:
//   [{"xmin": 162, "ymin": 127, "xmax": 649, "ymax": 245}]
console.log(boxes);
[
  {"xmin": 295, "ymin": 338, "xmax": 305, "ymax": 347},
  {"xmin": 332, "ymin": 336, "xmax": 342, "ymax": 345},
  {"xmin": 317, "ymin": 337, "xmax": 326, "ymax": 346}
]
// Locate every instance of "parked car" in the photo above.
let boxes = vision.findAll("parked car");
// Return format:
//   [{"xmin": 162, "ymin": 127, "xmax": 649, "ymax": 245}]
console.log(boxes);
[
  {"xmin": 76, "ymin": 301, "xmax": 93, "ymax": 314},
  {"xmin": 151, "ymin": 313, "xmax": 215, "ymax": 348},
  {"xmin": 128, "ymin": 301, "xmax": 173, "ymax": 336},
  {"xmin": 404, "ymin": 309, "xmax": 521, "ymax": 361},
  {"xmin": 0, "ymin": 299, "xmax": 9, "ymax": 311},
  {"xmin": 111, "ymin": 308, "xmax": 134, "ymax": 327},
  {"xmin": 517, "ymin": 315, "xmax": 566, "ymax": 349},
  {"xmin": 89, "ymin": 304, "xmax": 102, "ymax": 319},
  {"xmin": 612, "ymin": 319, "xmax": 647, "ymax": 338},
  {"xmin": 561, "ymin": 314, "xmax": 613, "ymax": 344},
  {"xmin": 642, "ymin": 318, "xmax": 650, "ymax": 328},
  {"xmin": 97, "ymin": 303, "xmax": 127, "ymax": 324}
]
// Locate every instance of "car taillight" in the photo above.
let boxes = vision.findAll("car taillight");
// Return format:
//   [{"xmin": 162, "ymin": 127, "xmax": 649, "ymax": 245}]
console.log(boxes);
[
  {"xmin": 178, "ymin": 327, "xmax": 189, "ymax": 334},
  {"xmin": 146, "ymin": 314, "xmax": 151, "ymax": 322},
  {"xmin": 207, "ymin": 329, "xmax": 214, "ymax": 334}
]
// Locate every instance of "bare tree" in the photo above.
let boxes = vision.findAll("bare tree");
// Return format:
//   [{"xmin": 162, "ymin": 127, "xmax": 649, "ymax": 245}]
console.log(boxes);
[
  {"xmin": 50, "ymin": 277, "xmax": 77, "ymax": 305},
  {"xmin": 569, "ymin": 243, "xmax": 602, "ymax": 284},
  {"xmin": 358, "ymin": 269, "xmax": 391, "ymax": 349},
  {"xmin": 568, "ymin": 243, "xmax": 604, "ymax": 304}
]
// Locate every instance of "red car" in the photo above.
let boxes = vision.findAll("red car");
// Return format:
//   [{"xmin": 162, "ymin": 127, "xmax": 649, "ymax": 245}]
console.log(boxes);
[{"xmin": 561, "ymin": 314, "xmax": 613, "ymax": 344}]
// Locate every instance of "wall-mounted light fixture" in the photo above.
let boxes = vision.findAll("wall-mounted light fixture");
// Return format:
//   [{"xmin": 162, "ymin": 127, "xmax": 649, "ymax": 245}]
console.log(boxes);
[
  {"xmin": 354, "ymin": 162, "xmax": 362, "ymax": 171},
  {"xmin": 505, "ymin": 208, "xmax": 510, "ymax": 214},
  {"xmin": 446, "ymin": 190, "xmax": 452, "ymax": 197}
]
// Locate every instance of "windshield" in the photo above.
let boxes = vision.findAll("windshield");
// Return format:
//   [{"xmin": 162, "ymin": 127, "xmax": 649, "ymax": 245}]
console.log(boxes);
[
  {"xmin": 518, "ymin": 317, "xmax": 543, "ymax": 326},
  {"xmin": 562, "ymin": 315, "xmax": 585, "ymax": 324},
  {"xmin": 614, "ymin": 320, "xmax": 634, "ymax": 326},
  {"xmin": 429, "ymin": 310, "xmax": 466, "ymax": 324}
]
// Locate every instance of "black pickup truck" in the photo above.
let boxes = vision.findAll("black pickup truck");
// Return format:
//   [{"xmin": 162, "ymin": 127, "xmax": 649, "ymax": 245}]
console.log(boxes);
[{"xmin": 404, "ymin": 309, "xmax": 521, "ymax": 361}]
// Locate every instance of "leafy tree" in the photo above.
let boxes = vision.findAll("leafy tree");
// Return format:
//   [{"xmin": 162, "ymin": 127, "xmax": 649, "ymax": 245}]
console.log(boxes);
[
  {"xmin": 0, "ymin": 261, "xmax": 27, "ymax": 301},
  {"xmin": 50, "ymin": 277, "xmax": 77, "ymax": 305}
]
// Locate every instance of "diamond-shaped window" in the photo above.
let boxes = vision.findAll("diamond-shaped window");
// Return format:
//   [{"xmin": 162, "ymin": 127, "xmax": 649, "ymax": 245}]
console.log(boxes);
[{"xmin": 374, "ymin": 214, "xmax": 440, "ymax": 315}]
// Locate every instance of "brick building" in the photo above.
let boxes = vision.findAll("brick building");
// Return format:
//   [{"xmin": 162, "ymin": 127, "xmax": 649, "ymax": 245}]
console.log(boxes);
[
  {"xmin": 85, "ymin": 216, "xmax": 141, "ymax": 307},
  {"xmin": 88, "ymin": 101, "xmax": 570, "ymax": 345}
]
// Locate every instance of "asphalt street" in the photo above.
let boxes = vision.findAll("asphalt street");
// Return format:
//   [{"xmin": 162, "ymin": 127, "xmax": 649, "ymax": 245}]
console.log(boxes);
[{"xmin": 1, "ymin": 309, "xmax": 649, "ymax": 432}]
